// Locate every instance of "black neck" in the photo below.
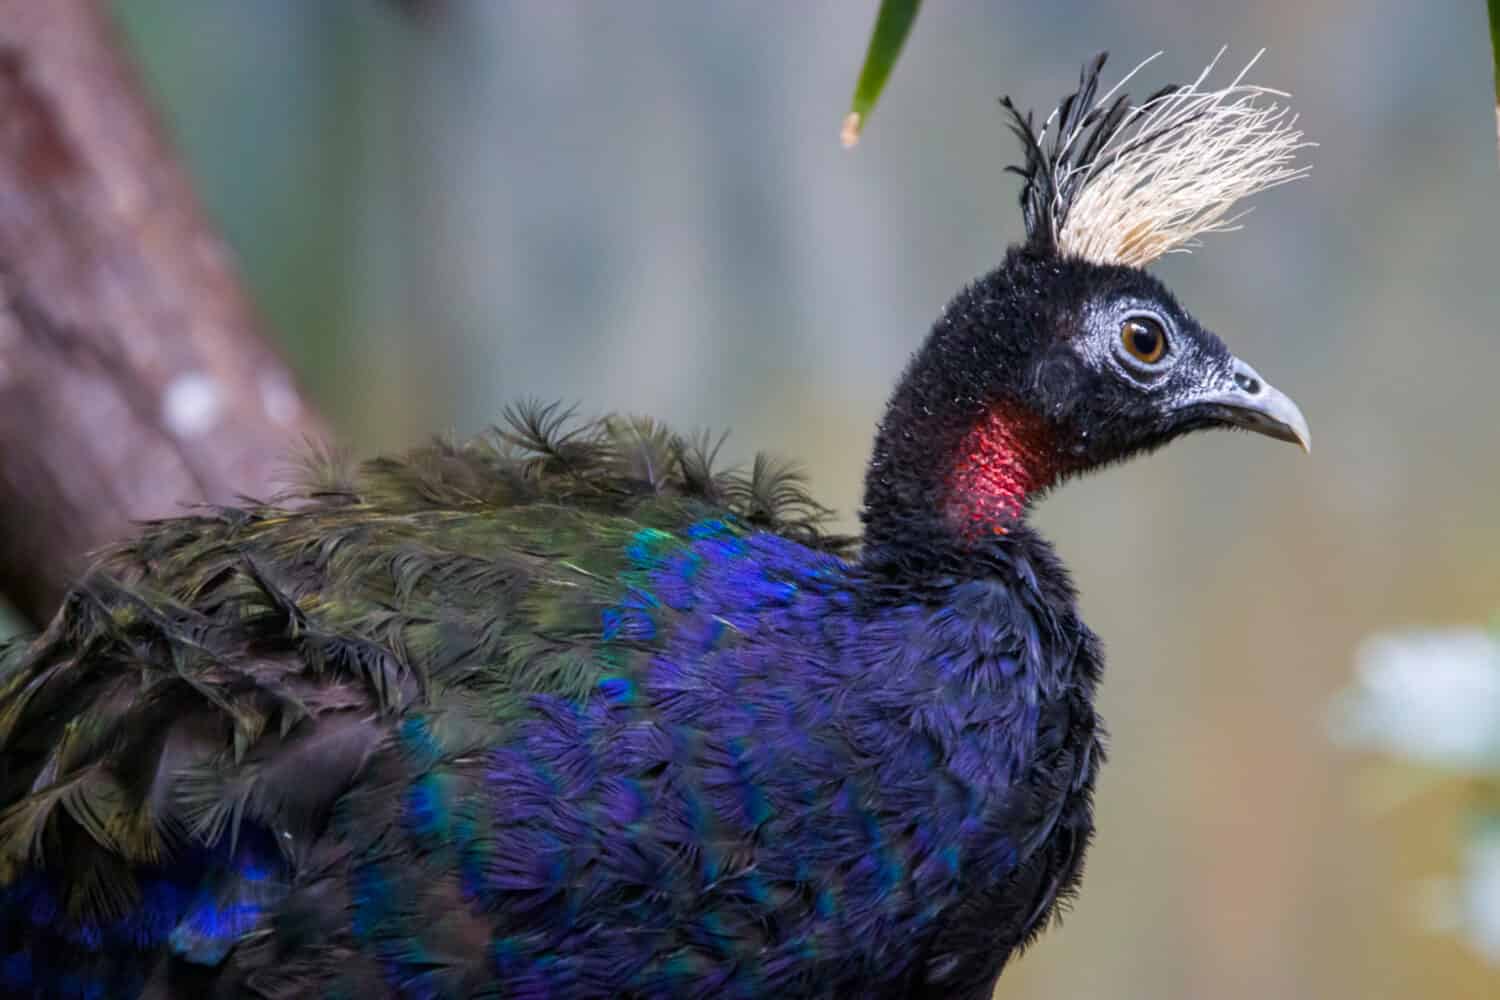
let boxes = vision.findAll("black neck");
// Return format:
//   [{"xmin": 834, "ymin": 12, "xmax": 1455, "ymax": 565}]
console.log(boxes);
[{"xmin": 858, "ymin": 255, "xmax": 1062, "ymax": 578}]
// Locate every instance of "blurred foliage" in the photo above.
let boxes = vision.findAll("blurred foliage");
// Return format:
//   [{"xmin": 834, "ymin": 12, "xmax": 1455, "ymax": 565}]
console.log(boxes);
[
  {"xmin": 1334, "ymin": 628, "xmax": 1500, "ymax": 963},
  {"xmin": 841, "ymin": 0, "xmax": 922, "ymax": 148}
]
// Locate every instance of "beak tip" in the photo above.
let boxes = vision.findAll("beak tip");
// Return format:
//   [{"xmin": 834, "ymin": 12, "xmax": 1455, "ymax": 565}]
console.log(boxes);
[
  {"xmin": 1288, "ymin": 411, "xmax": 1312, "ymax": 456},
  {"xmin": 1286, "ymin": 416, "xmax": 1312, "ymax": 455}
]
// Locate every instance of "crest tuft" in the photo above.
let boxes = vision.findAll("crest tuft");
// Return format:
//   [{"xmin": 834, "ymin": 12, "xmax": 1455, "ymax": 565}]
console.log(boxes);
[{"xmin": 1001, "ymin": 48, "xmax": 1311, "ymax": 267}]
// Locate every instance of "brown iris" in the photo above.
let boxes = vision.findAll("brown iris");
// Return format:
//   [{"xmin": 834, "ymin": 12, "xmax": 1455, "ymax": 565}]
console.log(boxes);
[{"xmin": 1120, "ymin": 316, "xmax": 1167, "ymax": 364}]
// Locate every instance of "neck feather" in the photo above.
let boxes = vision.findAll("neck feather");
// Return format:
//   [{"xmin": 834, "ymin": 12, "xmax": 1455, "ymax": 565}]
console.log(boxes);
[
  {"xmin": 862, "ymin": 393, "xmax": 1068, "ymax": 565},
  {"xmin": 944, "ymin": 402, "xmax": 1060, "ymax": 538}
]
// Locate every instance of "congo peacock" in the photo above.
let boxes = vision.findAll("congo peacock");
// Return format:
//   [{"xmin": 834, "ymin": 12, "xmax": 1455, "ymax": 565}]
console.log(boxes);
[{"xmin": 0, "ymin": 51, "xmax": 1311, "ymax": 999}]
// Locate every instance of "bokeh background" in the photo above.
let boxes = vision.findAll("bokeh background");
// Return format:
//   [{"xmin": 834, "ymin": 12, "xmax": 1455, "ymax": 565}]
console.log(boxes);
[{"xmin": 35, "ymin": 1, "xmax": 1500, "ymax": 996}]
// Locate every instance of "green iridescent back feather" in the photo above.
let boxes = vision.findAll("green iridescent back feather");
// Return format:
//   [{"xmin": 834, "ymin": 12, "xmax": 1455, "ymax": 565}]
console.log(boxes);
[{"xmin": 0, "ymin": 402, "xmax": 850, "ymax": 927}]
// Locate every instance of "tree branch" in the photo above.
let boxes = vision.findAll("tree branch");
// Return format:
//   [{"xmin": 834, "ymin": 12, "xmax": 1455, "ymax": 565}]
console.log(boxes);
[{"xmin": 0, "ymin": 0, "xmax": 329, "ymax": 625}]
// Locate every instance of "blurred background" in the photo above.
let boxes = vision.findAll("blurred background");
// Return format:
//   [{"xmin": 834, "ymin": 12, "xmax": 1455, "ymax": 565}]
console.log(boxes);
[{"xmin": 30, "ymin": 1, "xmax": 1500, "ymax": 996}]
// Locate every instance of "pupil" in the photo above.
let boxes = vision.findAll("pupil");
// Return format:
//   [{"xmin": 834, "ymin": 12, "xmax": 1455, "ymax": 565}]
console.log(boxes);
[{"xmin": 1131, "ymin": 327, "xmax": 1157, "ymax": 356}]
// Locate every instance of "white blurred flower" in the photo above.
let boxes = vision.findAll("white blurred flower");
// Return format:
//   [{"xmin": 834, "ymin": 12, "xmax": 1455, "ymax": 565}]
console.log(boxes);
[{"xmin": 1332, "ymin": 628, "xmax": 1500, "ymax": 772}]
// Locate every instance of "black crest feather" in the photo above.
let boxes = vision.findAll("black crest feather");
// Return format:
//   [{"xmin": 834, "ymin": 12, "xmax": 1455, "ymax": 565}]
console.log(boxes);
[{"xmin": 1000, "ymin": 52, "xmax": 1175, "ymax": 254}]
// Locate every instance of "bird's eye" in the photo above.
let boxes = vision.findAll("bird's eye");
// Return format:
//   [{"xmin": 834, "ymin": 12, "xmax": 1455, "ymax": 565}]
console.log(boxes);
[{"xmin": 1119, "ymin": 316, "xmax": 1168, "ymax": 365}]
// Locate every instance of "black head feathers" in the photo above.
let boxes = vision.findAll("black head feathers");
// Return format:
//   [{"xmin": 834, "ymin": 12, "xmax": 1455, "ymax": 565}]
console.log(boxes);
[{"xmin": 1000, "ymin": 53, "xmax": 1174, "ymax": 256}]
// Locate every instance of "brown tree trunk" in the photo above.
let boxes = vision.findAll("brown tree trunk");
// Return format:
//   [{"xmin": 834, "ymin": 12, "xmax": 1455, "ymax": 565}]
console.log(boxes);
[{"xmin": 0, "ymin": 0, "xmax": 329, "ymax": 626}]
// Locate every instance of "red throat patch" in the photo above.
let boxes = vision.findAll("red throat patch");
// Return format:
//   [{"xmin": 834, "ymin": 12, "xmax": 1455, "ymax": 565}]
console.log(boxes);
[{"xmin": 945, "ymin": 403, "xmax": 1063, "ymax": 537}]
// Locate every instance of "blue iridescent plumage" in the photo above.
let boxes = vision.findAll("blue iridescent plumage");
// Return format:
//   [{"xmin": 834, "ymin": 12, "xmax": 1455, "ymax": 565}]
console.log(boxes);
[{"xmin": 0, "ymin": 457, "xmax": 1099, "ymax": 998}]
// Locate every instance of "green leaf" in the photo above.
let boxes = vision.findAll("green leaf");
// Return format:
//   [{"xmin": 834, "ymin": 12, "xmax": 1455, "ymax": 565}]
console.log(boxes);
[
  {"xmin": 842, "ymin": 0, "xmax": 924, "ymax": 148},
  {"xmin": 1490, "ymin": 0, "xmax": 1500, "ymax": 159}
]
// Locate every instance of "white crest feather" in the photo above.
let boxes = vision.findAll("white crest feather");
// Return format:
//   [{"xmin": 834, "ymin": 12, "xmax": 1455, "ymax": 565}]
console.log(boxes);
[{"xmin": 1048, "ymin": 48, "xmax": 1311, "ymax": 267}]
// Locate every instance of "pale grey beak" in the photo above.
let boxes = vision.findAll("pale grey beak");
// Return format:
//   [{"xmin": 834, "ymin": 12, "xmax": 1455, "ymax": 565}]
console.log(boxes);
[{"xmin": 1185, "ymin": 357, "xmax": 1311, "ymax": 453}]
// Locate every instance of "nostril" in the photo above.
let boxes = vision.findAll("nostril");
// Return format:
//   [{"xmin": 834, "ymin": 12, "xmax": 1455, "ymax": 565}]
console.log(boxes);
[{"xmin": 1234, "ymin": 371, "xmax": 1262, "ymax": 395}]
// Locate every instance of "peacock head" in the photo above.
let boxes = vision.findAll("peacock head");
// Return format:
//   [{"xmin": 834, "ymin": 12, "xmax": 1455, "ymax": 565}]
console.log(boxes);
[{"xmin": 864, "ymin": 50, "xmax": 1311, "ymax": 550}]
